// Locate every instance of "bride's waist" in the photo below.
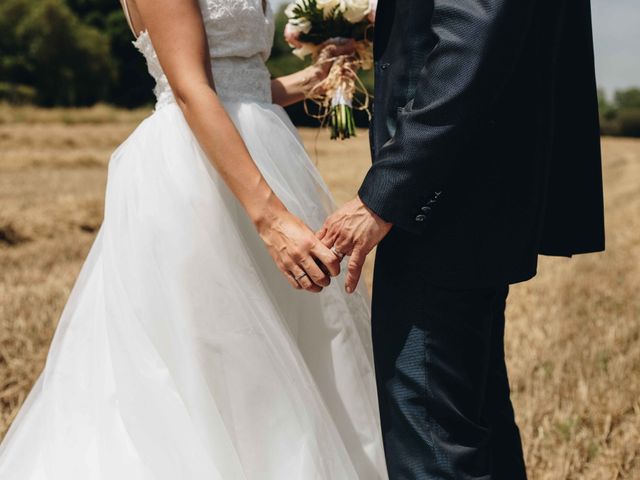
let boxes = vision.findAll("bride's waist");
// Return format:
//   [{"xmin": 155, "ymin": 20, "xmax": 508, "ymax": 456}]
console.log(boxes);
[{"xmin": 210, "ymin": 55, "xmax": 272, "ymax": 104}]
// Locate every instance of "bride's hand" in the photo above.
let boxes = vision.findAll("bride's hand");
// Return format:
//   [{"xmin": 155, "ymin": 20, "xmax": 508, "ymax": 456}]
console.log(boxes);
[
  {"xmin": 270, "ymin": 40, "xmax": 357, "ymax": 107},
  {"xmin": 315, "ymin": 39, "xmax": 357, "ymax": 80},
  {"xmin": 256, "ymin": 210, "xmax": 341, "ymax": 293}
]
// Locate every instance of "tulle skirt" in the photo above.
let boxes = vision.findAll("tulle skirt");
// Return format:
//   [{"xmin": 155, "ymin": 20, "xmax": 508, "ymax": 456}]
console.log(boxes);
[{"xmin": 0, "ymin": 101, "xmax": 388, "ymax": 479}]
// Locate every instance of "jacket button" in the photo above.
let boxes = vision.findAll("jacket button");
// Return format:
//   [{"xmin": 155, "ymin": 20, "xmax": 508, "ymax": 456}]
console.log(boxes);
[
  {"xmin": 380, "ymin": 63, "xmax": 390, "ymax": 70},
  {"xmin": 415, "ymin": 214, "xmax": 426, "ymax": 222},
  {"xmin": 421, "ymin": 206, "xmax": 432, "ymax": 213}
]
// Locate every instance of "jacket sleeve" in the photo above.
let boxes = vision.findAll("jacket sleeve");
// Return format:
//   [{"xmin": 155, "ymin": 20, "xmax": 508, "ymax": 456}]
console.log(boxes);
[{"xmin": 358, "ymin": 0, "xmax": 537, "ymax": 234}]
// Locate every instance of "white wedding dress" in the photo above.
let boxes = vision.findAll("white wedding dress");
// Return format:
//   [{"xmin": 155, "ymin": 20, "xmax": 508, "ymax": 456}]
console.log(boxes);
[{"xmin": 0, "ymin": 1, "xmax": 388, "ymax": 478}]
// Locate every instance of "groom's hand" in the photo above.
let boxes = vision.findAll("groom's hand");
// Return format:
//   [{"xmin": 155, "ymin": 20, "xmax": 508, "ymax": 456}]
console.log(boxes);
[{"xmin": 317, "ymin": 196, "xmax": 392, "ymax": 293}]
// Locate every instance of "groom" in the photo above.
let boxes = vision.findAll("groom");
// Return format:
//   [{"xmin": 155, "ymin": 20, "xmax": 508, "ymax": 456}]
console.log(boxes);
[{"xmin": 318, "ymin": 0, "xmax": 605, "ymax": 478}]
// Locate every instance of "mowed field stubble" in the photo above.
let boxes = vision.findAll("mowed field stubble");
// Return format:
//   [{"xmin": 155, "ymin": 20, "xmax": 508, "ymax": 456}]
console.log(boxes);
[{"xmin": 0, "ymin": 104, "xmax": 639, "ymax": 479}]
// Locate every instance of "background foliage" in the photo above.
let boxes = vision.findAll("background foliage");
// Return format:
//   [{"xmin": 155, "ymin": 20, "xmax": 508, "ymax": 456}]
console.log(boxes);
[
  {"xmin": 599, "ymin": 88, "xmax": 640, "ymax": 137},
  {"xmin": 0, "ymin": 0, "xmax": 637, "ymax": 134},
  {"xmin": 0, "ymin": 0, "xmax": 133, "ymax": 106}
]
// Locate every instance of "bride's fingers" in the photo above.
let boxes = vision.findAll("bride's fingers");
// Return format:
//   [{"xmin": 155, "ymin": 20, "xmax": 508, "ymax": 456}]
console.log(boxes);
[
  {"xmin": 290, "ymin": 265, "xmax": 322, "ymax": 293},
  {"xmin": 278, "ymin": 260, "xmax": 302, "ymax": 290},
  {"xmin": 315, "ymin": 258, "xmax": 331, "ymax": 276},
  {"xmin": 284, "ymin": 271, "xmax": 302, "ymax": 290},
  {"xmin": 331, "ymin": 44, "xmax": 356, "ymax": 59},
  {"xmin": 299, "ymin": 256, "xmax": 330, "ymax": 288},
  {"xmin": 320, "ymin": 38, "xmax": 356, "ymax": 57}
]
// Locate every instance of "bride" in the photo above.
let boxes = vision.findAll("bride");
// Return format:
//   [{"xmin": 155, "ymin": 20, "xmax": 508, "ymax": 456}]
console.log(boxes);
[{"xmin": 0, "ymin": 0, "xmax": 388, "ymax": 478}]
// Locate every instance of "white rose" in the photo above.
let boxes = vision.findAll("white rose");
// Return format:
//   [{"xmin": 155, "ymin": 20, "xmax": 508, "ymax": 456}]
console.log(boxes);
[
  {"xmin": 284, "ymin": 0, "xmax": 307, "ymax": 19},
  {"xmin": 284, "ymin": 0, "xmax": 313, "ymax": 34},
  {"xmin": 285, "ymin": 17, "xmax": 312, "ymax": 39},
  {"xmin": 316, "ymin": 0, "xmax": 345, "ymax": 18},
  {"xmin": 367, "ymin": 0, "xmax": 377, "ymax": 22},
  {"xmin": 342, "ymin": 0, "xmax": 371, "ymax": 23},
  {"xmin": 286, "ymin": 16, "xmax": 312, "ymax": 34}
]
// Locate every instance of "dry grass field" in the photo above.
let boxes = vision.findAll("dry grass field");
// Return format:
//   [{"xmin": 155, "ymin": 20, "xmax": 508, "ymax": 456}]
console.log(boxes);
[{"xmin": 1, "ymin": 104, "xmax": 639, "ymax": 479}]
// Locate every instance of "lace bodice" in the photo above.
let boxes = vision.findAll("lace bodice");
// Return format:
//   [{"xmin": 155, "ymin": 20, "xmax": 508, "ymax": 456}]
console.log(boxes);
[{"xmin": 133, "ymin": 0, "xmax": 275, "ymax": 108}]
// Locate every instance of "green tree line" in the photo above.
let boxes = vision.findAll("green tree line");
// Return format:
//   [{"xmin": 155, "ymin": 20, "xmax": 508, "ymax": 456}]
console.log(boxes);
[
  {"xmin": 0, "ymin": 0, "xmax": 338, "ymax": 108},
  {"xmin": 0, "ymin": 0, "xmax": 153, "ymax": 106},
  {"xmin": 0, "ymin": 0, "xmax": 638, "ymax": 135}
]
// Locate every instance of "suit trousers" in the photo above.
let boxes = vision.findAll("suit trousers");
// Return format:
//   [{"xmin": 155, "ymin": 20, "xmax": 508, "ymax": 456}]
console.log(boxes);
[{"xmin": 372, "ymin": 232, "xmax": 527, "ymax": 480}]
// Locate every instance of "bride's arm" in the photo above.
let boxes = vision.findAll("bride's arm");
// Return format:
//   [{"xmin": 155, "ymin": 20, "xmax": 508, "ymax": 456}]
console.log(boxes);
[
  {"xmin": 271, "ymin": 65, "xmax": 327, "ymax": 107},
  {"xmin": 134, "ymin": 0, "xmax": 340, "ymax": 292}
]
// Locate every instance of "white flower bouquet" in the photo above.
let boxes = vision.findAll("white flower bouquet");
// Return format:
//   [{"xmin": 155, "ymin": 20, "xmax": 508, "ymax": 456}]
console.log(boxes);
[{"xmin": 284, "ymin": 0, "xmax": 376, "ymax": 140}]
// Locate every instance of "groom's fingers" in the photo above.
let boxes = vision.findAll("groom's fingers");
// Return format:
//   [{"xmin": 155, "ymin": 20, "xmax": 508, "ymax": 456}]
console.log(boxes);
[
  {"xmin": 312, "ymin": 242, "xmax": 341, "ymax": 277},
  {"xmin": 320, "ymin": 226, "xmax": 339, "ymax": 248},
  {"xmin": 317, "ymin": 217, "xmax": 334, "ymax": 240},
  {"xmin": 316, "ymin": 227, "xmax": 327, "ymax": 240},
  {"xmin": 334, "ymin": 234, "xmax": 355, "ymax": 257},
  {"xmin": 345, "ymin": 246, "xmax": 366, "ymax": 294}
]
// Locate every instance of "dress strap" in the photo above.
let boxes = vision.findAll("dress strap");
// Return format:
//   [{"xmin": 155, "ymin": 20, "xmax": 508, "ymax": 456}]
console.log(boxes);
[{"xmin": 119, "ymin": 0, "xmax": 138, "ymax": 37}]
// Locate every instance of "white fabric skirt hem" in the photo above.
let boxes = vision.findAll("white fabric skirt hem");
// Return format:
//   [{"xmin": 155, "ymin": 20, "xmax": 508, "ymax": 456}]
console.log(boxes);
[{"xmin": 0, "ymin": 102, "xmax": 388, "ymax": 480}]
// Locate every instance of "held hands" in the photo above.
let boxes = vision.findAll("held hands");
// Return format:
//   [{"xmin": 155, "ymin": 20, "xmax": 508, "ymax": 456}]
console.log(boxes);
[
  {"xmin": 317, "ymin": 196, "xmax": 392, "ymax": 293},
  {"xmin": 256, "ymin": 196, "xmax": 390, "ymax": 295},
  {"xmin": 257, "ymin": 209, "xmax": 341, "ymax": 293}
]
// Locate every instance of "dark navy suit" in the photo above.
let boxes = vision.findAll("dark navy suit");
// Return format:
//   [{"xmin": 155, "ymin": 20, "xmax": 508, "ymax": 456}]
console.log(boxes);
[{"xmin": 358, "ymin": 0, "xmax": 605, "ymax": 478}]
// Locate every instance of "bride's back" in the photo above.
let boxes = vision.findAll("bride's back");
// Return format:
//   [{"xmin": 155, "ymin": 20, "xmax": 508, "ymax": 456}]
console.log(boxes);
[
  {"xmin": 198, "ymin": 0, "xmax": 274, "ymax": 62},
  {"xmin": 122, "ymin": 0, "xmax": 275, "ymax": 107}
]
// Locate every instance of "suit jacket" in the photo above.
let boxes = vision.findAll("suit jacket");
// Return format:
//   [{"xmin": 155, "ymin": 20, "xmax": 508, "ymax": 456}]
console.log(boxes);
[{"xmin": 359, "ymin": 0, "xmax": 605, "ymax": 288}]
